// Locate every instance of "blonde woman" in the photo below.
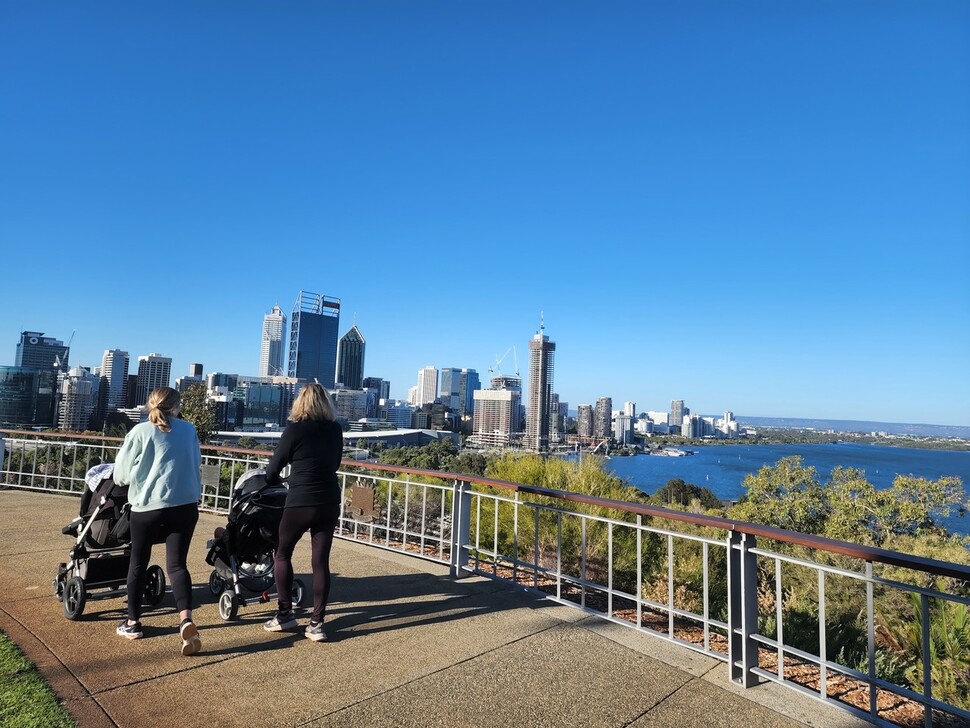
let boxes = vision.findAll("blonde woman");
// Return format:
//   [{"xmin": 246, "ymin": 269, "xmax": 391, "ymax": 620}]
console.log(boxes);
[
  {"xmin": 263, "ymin": 382, "xmax": 343, "ymax": 641},
  {"xmin": 114, "ymin": 387, "xmax": 203, "ymax": 656}
]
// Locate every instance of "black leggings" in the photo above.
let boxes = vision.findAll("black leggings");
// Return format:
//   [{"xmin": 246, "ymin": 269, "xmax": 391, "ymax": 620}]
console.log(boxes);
[
  {"xmin": 126, "ymin": 503, "xmax": 199, "ymax": 621},
  {"xmin": 273, "ymin": 503, "xmax": 340, "ymax": 623}
]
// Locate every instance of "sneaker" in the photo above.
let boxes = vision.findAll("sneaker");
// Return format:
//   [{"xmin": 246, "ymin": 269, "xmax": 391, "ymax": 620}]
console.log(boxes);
[
  {"xmin": 116, "ymin": 620, "xmax": 143, "ymax": 640},
  {"xmin": 306, "ymin": 621, "xmax": 327, "ymax": 642},
  {"xmin": 264, "ymin": 612, "xmax": 297, "ymax": 632},
  {"xmin": 180, "ymin": 619, "xmax": 202, "ymax": 656}
]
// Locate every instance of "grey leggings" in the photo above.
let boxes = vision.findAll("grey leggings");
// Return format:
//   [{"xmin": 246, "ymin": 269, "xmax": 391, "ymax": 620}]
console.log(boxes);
[{"xmin": 126, "ymin": 503, "xmax": 199, "ymax": 621}]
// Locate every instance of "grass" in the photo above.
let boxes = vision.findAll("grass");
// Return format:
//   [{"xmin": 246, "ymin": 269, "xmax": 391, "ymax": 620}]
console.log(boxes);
[{"xmin": 0, "ymin": 629, "xmax": 75, "ymax": 728}]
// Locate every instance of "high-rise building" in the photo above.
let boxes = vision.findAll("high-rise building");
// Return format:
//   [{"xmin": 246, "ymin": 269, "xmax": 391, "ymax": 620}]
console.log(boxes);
[
  {"xmin": 525, "ymin": 323, "xmax": 555, "ymax": 452},
  {"xmin": 288, "ymin": 291, "xmax": 340, "ymax": 386},
  {"xmin": 16, "ymin": 331, "xmax": 69, "ymax": 372},
  {"xmin": 0, "ymin": 366, "xmax": 57, "ymax": 427},
  {"xmin": 471, "ymin": 389, "xmax": 521, "ymax": 447},
  {"xmin": 670, "ymin": 400, "xmax": 686, "ymax": 434},
  {"xmin": 336, "ymin": 325, "xmax": 365, "ymax": 390},
  {"xmin": 415, "ymin": 366, "xmax": 438, "ymax": 406},
  {"xmin": 593, "ymin": 397, "xmax": 612, "ymax": 439},
  {"xmin": 135, "ymin": 354, "xmax": 172, "ymax": 405},
  {"xmin": 259, "ymin": 305, "xmax": 286, "ymax": 377},
  {"xmin": 362, "ymin": 377, "xmax": 390, "ymax": 401},
  {"xmin": 577, "ymin": 404, "xmax": 593, "ymax": 437},
  {"xmin": 458, "ymin": 369, "xmax": 480, "ymax": 419},
  {"xmin": 100, "ymin": 349, "xmax": 129, "ymax": 409},
  {"xmin": 189, "ymin": 363, "xmax": 204, "ymax": 378},
  {"xmin": 623, "ymin": 401, "xmax": 636, "ymax": 418},
  {"xmin": 56, "ymin": 367, "xmax": 101, "ymax": 431}
]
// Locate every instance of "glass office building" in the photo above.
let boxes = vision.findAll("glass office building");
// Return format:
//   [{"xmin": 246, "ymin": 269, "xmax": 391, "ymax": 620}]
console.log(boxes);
[{"xmin": 288, "ymin": 291, "xmax": 340, "ymax": 388}]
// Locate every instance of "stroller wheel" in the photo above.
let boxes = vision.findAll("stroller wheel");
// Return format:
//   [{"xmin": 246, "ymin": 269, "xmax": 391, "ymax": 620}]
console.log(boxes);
[
  {"xmin": 53, "ymin": 563, "xmax": 68, "ymax": 602},
  {"xmin": 208, "ymin": 570, "xmax": 224, "ymax": 596},
  {"xmin": 291, "ymin": 578, "xmax": 305, "ymax": 607},
  {"xmin": 63, "ymin": 576, "xmax": 86, "ymax": 620},
  {"xmin": 143, "ymin": 565, "xmax": 166, "ymax": 607},
  {"xmin": 218, "ymin": 590, "xmax": 239, "ymax": 621}
]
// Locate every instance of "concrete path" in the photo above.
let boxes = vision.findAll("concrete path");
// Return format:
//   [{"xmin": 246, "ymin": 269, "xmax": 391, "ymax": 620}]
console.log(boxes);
[{"xmin": 0, "ymin": 490, "xmax": 871, "ymax": 728}]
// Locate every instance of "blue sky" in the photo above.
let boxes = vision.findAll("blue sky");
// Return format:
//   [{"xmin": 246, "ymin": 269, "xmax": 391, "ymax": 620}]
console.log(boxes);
[{"xmin": 1, "ymin": 2, "xmax": 968, "ymax": 426}]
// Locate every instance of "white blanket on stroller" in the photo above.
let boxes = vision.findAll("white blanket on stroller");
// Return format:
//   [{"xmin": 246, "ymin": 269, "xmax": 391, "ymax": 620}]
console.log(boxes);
[{"xmin": 84, "ymin": 463, "xmax": 115, "ymax": 491}]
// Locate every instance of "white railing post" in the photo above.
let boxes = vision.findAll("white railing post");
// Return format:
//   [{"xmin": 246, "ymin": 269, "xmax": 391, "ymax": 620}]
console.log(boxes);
[
  {"xmin": 728, "ymin": 530, "xmax": 760, "ymax": 687},
  {"xmin": 451, "ymin": 478, "xmax": 472, "ymax": 578}
]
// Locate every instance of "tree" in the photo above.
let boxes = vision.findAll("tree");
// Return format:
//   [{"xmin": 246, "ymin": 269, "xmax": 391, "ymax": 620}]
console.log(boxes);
[
  {"xmin": 649, "ymin": 478, "xmax": 723, "ymax": 511},
  {"xmin": 180, "ymin": 383, "xmax": 216, "ymax": 444}
]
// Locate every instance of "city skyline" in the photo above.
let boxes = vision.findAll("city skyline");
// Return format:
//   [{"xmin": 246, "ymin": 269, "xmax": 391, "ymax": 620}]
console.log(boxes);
[{"xmin": 1, "ymin": 3, "xmax": 968, "ymax": 427}]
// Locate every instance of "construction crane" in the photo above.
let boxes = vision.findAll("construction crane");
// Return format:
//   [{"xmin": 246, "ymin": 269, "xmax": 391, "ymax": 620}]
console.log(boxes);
[{"xmin": 488, "ymin": 346, "xmax": 519, "ymax": 376}]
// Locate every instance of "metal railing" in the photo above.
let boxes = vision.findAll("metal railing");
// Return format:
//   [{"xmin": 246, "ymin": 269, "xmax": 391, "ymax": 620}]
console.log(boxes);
[{"xmin": 2, "ymin": 428, "xmax": 968, "ymax": 728}]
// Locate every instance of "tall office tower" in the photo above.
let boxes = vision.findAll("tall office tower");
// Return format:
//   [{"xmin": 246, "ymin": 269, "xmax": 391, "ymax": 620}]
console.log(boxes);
[
  {"xmin": 0, "ymin": 366, "xmax": 57, "ymax": 427},
  {"xmin": 135, "ymin": 353, "xmax": 172, "ymax": 405},
  {"xmin": 415, "ymin": 366, "xmax": 438, "ymax": 406},
  {"xmin": 439, "ymin": 368, "xmax": 461, "ymax": 411},
  {"xmin": 623, "ymin": 401, "xmax": 636, "ymax": 418},
  {"xmin": 362, "ymin": 377, "xmax": 390, "ymax": 401},
  {"xmin": 669, "ymin": 400, "xmax": 686, "ymax": 434},
  {"xmin": 525, "ymin": 323, "xmax": 556, "ymax": 452},
  {"xmin": 16, "ymin": 331, "xmax": 69, "ymax": 372},
  {"xmin": 577, "ymin": 404, "xmax": 593, "ymax": 437},
  {"xmin": 189, "ymin": 363, "xmax": 204, "ymax": 378},
  {"xmin": 288, "ymin": 292, "xmax": 340, "ymax": 386},
  {"xmin": 336, "ymin": 325, "xmax": 366, "ymax": 389},
  {"xmin": 613, "ymin": 413, "xmax": 633, "ymax": 445},
  {"xmin": 56, "ymin": 367, "xmax": 100, "ymax": 431},
  {"xmin": 100, "ymin": 349, "xmax": 130, "ymax": 409},
  {"xmin": 259, "ymin": 305, "xmax": 286, "ymax": 377},
  {"xmin": 593, "ymin": 397, "xmax": 612, "ymax": 439},
  {"xmin": 459, "ymin": 369, "xmax": 480, "ymax": 419},
  {"xmin": 472, "ymin": 388, "xmax": 521, "ymax": 447}
]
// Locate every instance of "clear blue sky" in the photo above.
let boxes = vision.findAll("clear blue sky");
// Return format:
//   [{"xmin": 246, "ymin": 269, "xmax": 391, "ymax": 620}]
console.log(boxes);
[{"xmin": 1, "ymin": 2, "xmax": 968, "ymax": 426}]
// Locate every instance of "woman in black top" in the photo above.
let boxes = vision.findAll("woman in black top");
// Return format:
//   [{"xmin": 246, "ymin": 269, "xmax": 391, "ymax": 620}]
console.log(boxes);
[{"xmin": 263, "ymin": 383, "xmax": 344, "ymax": 641}]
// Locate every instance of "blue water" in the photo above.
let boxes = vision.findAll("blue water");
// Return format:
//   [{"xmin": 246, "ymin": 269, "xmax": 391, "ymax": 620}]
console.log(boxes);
[{"xmin": 600, "ymin": 443, "xmax": 970, "ymax": 536}]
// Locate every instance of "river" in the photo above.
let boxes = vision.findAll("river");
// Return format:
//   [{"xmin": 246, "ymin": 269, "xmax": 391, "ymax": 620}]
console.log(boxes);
[{"xmin": 598, "ymin": 442, "xmax": 970, "ymax": 536}]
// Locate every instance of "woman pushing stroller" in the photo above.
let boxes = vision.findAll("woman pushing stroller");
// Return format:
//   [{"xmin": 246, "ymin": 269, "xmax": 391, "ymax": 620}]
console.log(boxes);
[
  {"xmin": 113, "ymin": 387, "xmax": 203, "ymax": 656},
  {"xmin": 263, "ymin": 382, "xmax": 343, "ymax": 642}
]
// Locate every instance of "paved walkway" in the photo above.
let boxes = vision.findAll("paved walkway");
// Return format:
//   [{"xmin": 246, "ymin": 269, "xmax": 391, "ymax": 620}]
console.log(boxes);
[{"xmin": 0, "ymin": 490, "xmax": 871, "ymax": 728}]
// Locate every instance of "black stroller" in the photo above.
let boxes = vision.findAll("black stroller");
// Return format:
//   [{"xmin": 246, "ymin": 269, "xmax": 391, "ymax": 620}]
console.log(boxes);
[
  {"xmin": 54, "ymin": 464, "xmax": 166, "ymax": 620},
  {"xmin": 205, "ymin": 469, "xmax": 304, "ymax": 620}
]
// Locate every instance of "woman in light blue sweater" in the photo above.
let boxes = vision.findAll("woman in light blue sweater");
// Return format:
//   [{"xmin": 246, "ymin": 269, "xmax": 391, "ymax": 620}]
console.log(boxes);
[{"xmin": 113, "ymin": 387, "xmax": 202, "ymax": 656}]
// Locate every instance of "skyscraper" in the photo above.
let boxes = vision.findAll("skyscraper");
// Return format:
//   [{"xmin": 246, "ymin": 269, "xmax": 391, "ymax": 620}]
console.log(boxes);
[
  {"xmin": 577, "ymin": 404, "xmax": 593, "ymax": 437},
  {"xmin": 288, "ymin": 291, "xmax": 340, "ymax": 387},
  {"xmin": 669, "ymin": 400, "xmax": 686, "ymax": 435},
  {"xmin": 593, "ymin": 397, "xmax": 612, "ymax": 439},
  {"xmin": 525, "ymin": 322, "xmax": 556, "ymax": 452},
  {"xmin": 56, "ymin": 366, "xmax": 101, "ymax": 431},
  {"xmin": 16, "ymin": 331, "xmax": 69, "ymax": 372},
  {"xmin": 135, "ymin": 353, "xmax": 172, "ymax": 405},
  {"xmin": 415, "ymin": 366, "xmax": 438, "ymax": 406},
  {"xmin": 336, "ymin": 325, "xmax": 366, "ymax": 389},
  {"xmin": 100, "ymin": 349, "xmax": 129, "ymax": 409},
  {"xmin": 259, "ymin": 305, "xmax": 286, "ymax": 377}
]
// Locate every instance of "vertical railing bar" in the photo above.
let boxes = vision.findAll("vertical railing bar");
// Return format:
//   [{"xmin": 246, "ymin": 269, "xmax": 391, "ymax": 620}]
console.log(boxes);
[
  {"xmin": 420, "ymin": 484, "xmax": 427, "ymax": 554},
  {"xmin": 492, "ymin": 498, "xmax": 499, "ymax": 576},
  {"xmin": 921, "ymin": 593, "xmax": 932, "ymax": 728},
  {"xmin": 533, "ymin": 505, "xmax": 540, "ymax": 589},
  {"xmin": 818, "ymin": 569, "xmax": 827, "ymax": 700},
  {"xmin": 512, "ymin": 492, "xmax": 520, "ymax": 585},
  {"xmin": 667, "ymin": 533, "xmax": 674, "ymax": 638},
  {"xmin": 403, "ymin": 480, "xmax": 410, "ymax": 549},
  {"xmin": 581, "ymin": 518, "xmax": 587, "ymax": 609},
  {"xmin": 866, "ymin": 561, "xmax": 877, "ymax": 719},
  {"xmin": 556, "ymin": 511, "xmax": 562, "ymax": 601},
  {"xmin": 607, "ymin": 522, "xmax": 614, "ymax": 617},
  {"xmin": 439, "ymin": 481, "xmax": 447, "ymax": 559},
  {"xmin": 637, "ymin": 516, "xmax": 643, "ymax": 630},
  {"xmin": 385, "ymin": 479, "xmax": 393, "ymax": 546},
  {"xmin": 474, "ymin": 494, "xmax": 481, "ymax": 569},
  {"xmin": 776, "ymin": 557, "xmax": 784, "ymax": 680},
  {"xmin": 702, "ymin": 541, "xmax": 709, "ymax": 652}
]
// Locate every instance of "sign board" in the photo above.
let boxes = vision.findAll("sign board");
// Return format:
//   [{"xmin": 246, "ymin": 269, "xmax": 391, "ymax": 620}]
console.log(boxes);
[{"xmin": 200, "ymin": 464, "xmax": 221, "ymax": 489}]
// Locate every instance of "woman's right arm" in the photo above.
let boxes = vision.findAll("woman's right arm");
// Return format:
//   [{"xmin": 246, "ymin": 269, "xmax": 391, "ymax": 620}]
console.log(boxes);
[{"xmin": 265, "ymin": 425, "xmax": 295, "ymax": 485}]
